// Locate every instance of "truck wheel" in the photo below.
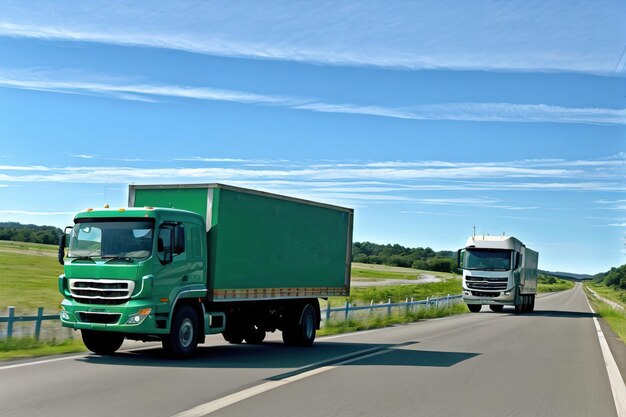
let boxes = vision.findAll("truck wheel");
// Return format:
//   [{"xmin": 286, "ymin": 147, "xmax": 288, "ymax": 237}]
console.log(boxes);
[
  {"xmin": 162, "ymin": 305, "xmax": 199, "ymax": 358},
  {"xmin": 467, "ymin": 304, "xmax": 482, "ymax": 313},
  {"xmin": 283, "ymin": 304, "xmax": 316, "ymax": 346},
  {"xmin": 489, "ymin": 305, "xmax": 504, "ymax": 312},
  {"xmin": 244, "ymin": 326, "xmax": 266, "ymax": 344},
  {"xmin": 81, "ymin": 330, "xmax": 124, "ymax": 355},
  {"xmin": 222, "ymin": 326, "xmax": 243, "ymax": 343},
  {"xmin": 514, "ymin": 301, "xmax": 523, "ymax": 314},
  {"xmin": 529, "ymin": 295, "xmax": 535, "ymax": 313}
]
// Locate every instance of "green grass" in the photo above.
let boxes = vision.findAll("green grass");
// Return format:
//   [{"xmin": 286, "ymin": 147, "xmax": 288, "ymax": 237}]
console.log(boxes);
[
  {"xmin": 538, "ymin": 279, "xmax": 575, "ymax": 293},
  {"xmin": 586, "ymin": 282, "xmax": 626, "ymax": 305},
  {"xmin": 0, "ymin": 240, "xmax": 58, "ymax": 252},
  {"xmin": 0, "ymin": 242, "xmax": 63, "ymax": 311},
  {"xmin": 0, "ymin": 338, "xmax": 85, "ymax": 361},
  {"xmin": 351, "ymin": 262, "xmax": 459, "ymax": 281},
  {"xmin": 585, "ymin": 285, "xmax": 626, "ymax": 344},
  {"xmin": 351, "ymin": 268, "xmax": 419, "ymax": 280},
  {"xmin": 350, "ymin": 279, "xmax": 462, "ymax": 304},
  {"xmin": 319, "ymin": 302, "xmax": 468, "ymax": 336}
]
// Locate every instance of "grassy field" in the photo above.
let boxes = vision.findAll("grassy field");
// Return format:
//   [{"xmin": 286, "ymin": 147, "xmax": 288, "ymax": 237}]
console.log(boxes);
[
  {"xmin": 538, "ymin": 278, "xmax": 575, "ymax": 293},
  {"xmin": 0, "ymin": 338, "xmax": 85, "ymax": 361},
  {"xmin": 584, "ymin": 283, "xmax": 626, "ymax": 344},
  {"xmin": 0, "ymin": 241, "xmax": 63, "ymax": 312},
  {"xmin": 351, "ymin": 262, "xmax": 459, "ymax": 281},
  {"xmin": 586, "ymin": 282, "xmax": 626, "ymax": 305}
]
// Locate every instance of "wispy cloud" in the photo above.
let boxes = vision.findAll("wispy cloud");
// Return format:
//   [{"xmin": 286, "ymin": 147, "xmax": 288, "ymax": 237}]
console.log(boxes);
[
  {"xmin": 175, "ymin": 157, "xmax": 259, "ymax": 163},
  {"xmin": 0, "ymin": 209, "xmax": 75, "ymax": 215},
  {"xmin": 413, "ymin": 197, "xmax": 537, "ymax": 210},
  {"xmin": 0, "ymin": 1, "xmax": 624, "ymax": 74},
  {"xmin": 1, "ymin": 69, "xmax": 624, "ymax": 125},
  {"xmin": 0, "ymin": 156, "xmax": 622, "ymax": 196},
  {"xmin": 69, "ymin": 154, "xmax": 96, "ymax": 159}
]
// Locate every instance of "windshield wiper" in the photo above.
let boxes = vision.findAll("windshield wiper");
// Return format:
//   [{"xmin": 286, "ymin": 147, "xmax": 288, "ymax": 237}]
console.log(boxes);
[
  {"xmin": 70, "ymin": 256, "xmax": 96, "ymax": 263},
  {"xmin": 102, "ymin": 256, "xmax": 135, "ymax": 263}
]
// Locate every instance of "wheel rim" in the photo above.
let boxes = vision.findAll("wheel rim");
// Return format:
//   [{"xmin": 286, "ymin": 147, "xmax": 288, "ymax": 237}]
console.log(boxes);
[{"xmin": 179, "ymin": 318, "xmax": 194, "ymax": 348}]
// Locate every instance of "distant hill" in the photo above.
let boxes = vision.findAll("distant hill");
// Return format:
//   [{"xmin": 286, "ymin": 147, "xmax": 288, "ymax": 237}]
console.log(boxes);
[
  {"xmin": 0, "ymin": 222, "xmax": 62, "ymax": 245},
  {"xmin": 540, "ymin": 270, "xmax": 593, "ymax": 281}
]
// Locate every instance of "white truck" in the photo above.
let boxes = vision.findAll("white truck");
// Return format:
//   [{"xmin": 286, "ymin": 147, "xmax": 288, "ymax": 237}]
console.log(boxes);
[{"xmin": 458, "ymin": 235, "xmax": 538, "ymax": 313}]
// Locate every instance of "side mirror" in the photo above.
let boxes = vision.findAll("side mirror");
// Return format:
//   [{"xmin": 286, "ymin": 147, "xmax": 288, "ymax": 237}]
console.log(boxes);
[
  {"xmin": 57, "ymin": 226, "xmax": 72, "ymax": 265},
  {"xmin": 457, "ymin": 249, "xmax": 466, "ymax": 269},
  {"xmin": 58, "ymin": 234, "xmax": 66, "ymax": 265}
]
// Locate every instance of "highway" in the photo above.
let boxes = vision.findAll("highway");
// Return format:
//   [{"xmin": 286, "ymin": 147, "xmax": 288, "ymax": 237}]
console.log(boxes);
[{"xmin": 1, "ymin": 283, "xmax": 624, "ymax": 417}]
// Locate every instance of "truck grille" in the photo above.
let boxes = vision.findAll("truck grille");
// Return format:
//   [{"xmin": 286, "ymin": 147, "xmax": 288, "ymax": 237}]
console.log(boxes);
[
  {"xmin": 69, "ymin": 279, "xmax": 135, "ymax": 305},
  {"xmin": 465, "ymin": 276, "xmax": 508, "ymax": 291},
  {"xmin": 78, "ymin": 312, "xmax": 121, "ymax": 324}
]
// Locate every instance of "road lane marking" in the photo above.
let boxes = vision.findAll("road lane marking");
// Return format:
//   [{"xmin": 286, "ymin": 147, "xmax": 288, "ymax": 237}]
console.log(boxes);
[
  {"xmin": 0, "ymin": 345, "xmax": 160, "ymax": 371},
  {"xmin": 586, "ymin": 297, "xmax": 626, "ymax": 417},
  {"xmin": 172, "ymin": 348, "xmax": 392, "ymax": 417}
]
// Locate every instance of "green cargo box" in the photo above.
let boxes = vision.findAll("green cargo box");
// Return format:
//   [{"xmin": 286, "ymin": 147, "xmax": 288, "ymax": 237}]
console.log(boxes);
[{"xmin": 129, "ymin": 184, "xmax": 353, "ymax": 301}]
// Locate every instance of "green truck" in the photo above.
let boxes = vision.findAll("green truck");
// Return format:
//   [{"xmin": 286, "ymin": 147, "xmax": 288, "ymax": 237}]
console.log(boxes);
[{"xmin": 58, "ymin": 184, "xmax": 353, "ymax": 357}]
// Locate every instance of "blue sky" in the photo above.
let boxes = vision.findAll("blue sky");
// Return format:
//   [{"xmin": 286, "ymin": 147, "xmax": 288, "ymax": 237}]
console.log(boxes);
[{"xmin": 0, "ymin": 0, "xmax": 624, "ymax": 274}]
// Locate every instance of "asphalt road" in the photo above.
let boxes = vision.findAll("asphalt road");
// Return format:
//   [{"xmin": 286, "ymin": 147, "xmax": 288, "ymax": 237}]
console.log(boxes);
[{"xmin": 1, "ymin": 284, "xmax": 623, "ymax": 417}]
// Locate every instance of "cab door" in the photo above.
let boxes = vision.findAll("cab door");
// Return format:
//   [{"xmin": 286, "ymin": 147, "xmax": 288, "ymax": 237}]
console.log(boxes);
[{"xmin": 153, "ymin": 222, "xmax": 189, "ymax": 304}]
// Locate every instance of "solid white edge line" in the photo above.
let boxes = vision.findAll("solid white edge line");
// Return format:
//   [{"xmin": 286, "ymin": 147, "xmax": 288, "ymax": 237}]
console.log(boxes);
[
  {"xmin": 172, "ymin": 349, "xmax": 391, "ymax": 417},
  {"xmin": 0, "ymin": 344, "xmax": 160, "ymax": 371},
  {"xmin": 585, "ymin": 295, "xmax": 626, "ymax": 417}
]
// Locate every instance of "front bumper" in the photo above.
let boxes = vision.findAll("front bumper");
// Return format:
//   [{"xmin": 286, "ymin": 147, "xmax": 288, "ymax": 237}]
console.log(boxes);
[
  {"xmin": 462, "ymin": 289, "xmax": 516, "ymax": 305},
  {"xmin": 60, "ymin": 298, "xmax": 167, "ymax": 334}
]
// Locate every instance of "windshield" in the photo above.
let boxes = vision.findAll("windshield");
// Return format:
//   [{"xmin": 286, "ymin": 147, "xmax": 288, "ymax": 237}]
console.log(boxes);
[
  {"xmin": 68, "ymin": 219, "xmax": 155, "ymax": 260},
  {"xmin": 462, "ymin": 249, "xmax": 512, "ymax": 271}
]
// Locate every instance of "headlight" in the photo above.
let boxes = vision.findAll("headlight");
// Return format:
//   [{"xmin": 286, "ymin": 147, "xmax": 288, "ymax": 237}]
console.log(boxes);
[
  {"xmin": 126, "ymin": 308, "xmax": 152, "ymax": 325},
  {"xmin": 60, "ymin": 310, "xmax": 70, "ymax": 320}
]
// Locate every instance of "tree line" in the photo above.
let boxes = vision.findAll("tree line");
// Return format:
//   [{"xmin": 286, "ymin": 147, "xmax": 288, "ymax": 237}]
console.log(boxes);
[
  {"xmin": 593, "ymin": 264, "xmax": 626, "ymax": 291},
  {"xmin": 352, "ymin": 241, "xmax": 457, "ymax": 273},
  {"xmin": 0, "ymin": 222, "xmax": 62, "ymax": 245}
]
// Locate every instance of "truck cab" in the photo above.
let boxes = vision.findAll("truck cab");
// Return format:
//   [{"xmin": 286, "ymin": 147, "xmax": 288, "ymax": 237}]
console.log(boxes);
[{"xmin": 59, "ymin": 207, "xmax": 215, "ymax": 355}]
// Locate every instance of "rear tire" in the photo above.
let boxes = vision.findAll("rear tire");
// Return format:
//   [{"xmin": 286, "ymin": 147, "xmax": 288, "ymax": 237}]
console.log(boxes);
[
  {"xmin": 467, "ymin": 304, "xmax": 482, "ymax": 313},
  {"xmin": 162, "ymin": 305, "xmax": 199, "ymax": 358},
  {"xmin": 489, "ymin": 305, "xmax": 504, "ymax": 312},
  {"xmin": 244, "ymin": 325, "xmax": 266, "ymax": 344},
  {"xmin": 81, "ymin": 330, "xmax": 124, "ymax": 355},
  {"xmin": 283, "ymin": 303, "xmax": 316, "ymax": 346},
  {"xmin": 528, "ymin": 295, "xmax": 535, "ymax": 313}
]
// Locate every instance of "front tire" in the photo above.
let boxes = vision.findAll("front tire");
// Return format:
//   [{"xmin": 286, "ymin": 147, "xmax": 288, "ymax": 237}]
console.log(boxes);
[
  {"xmin": 162, "ymin": 305, "xmax": 199, "ymax": 358},
  {"xmin": 81, "ymin": 330, "xmax": 124, "ymax": 355},
  {"xmin": 467, "ymin": 304, "xmax": 482, "ymax": 313},
  {"xmin": 489, "ymin": 305, "xmax": 504, "ymax": 312}
]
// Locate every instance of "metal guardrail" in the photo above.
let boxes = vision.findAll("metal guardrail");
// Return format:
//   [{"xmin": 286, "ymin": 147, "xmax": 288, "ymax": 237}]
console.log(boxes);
[
  {"xmin": 1, "ymin": 294, "xmax": 464, "ymax": 339},
  {"xmin": 0, "ymin": 306, "xmax": 59, "ymax": 340},
  {"xmin": 323, "ymin": 294, "xmax": 463, "ymax": 322}
]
